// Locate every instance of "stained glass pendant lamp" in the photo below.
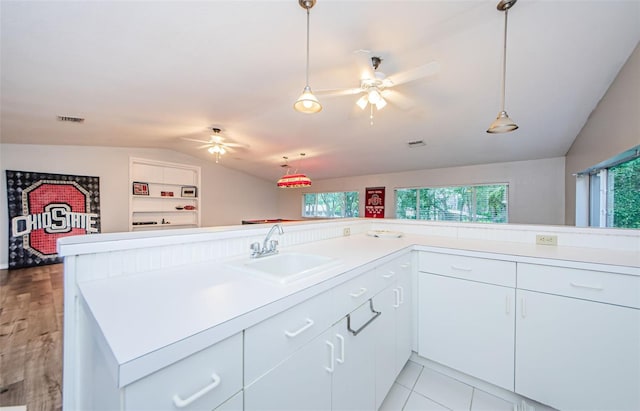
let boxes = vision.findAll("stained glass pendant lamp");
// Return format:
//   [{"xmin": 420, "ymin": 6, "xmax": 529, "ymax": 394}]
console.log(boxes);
[{"xmin": 277, "ymin": 154, "xmax": 312, "ymax": 188}]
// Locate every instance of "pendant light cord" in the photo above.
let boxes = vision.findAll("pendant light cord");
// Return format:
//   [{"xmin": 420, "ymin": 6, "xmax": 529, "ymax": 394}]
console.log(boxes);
[
  {"xmin": 305, "ymin": 7, "xmax": 310, "ymax": 87},
  {"xmin": 500, "ymin": 9, "xmax": 509, "ymax": 112}
]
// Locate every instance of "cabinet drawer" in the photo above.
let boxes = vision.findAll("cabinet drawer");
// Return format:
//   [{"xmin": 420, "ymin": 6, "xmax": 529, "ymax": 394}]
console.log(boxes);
[
  {"xmin": 244, "ymin": 289, "xmax": 334, "ymax": 384},
  {"xmin": 419, "ymin": 251, "xmax": 515, "ymax": 287},
  {"xmin": 377, "ymin": 254, "xmax": 413, "ymax": 288},
  {"xmin": 332, "ymin": 269, "xmax": 386, "ymax": 319},
  {"xmin": 124, "ymin": 333, "xmax": 242, "ymax": 410},
  {"xmin": 518, "ymin": 263, "xmax": 640, "ymax": 309}
]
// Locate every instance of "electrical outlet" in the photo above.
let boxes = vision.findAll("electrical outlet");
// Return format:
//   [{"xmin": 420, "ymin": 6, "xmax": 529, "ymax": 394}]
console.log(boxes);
[
  {"xmin": 343, "ymin": 227, "xmax": 351, "ymax": 236},
  {"xmin": 536, "ymin": 234, "xmax": 558, "ymax": 246}
]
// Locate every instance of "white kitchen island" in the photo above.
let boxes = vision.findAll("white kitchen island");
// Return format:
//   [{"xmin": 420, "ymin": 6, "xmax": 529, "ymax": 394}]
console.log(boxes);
[{"xmin": 59, "ymin": 219, "xmax": 639, "ymax": 411}]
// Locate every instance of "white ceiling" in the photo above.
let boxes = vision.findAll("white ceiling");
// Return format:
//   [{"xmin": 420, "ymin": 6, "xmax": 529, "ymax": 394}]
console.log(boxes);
[{"xmin": 1, "ymin": 1, "xmax": 638, "ymax": 182}]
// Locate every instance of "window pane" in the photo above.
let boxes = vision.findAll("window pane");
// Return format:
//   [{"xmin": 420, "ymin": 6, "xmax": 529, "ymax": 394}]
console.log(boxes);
[
  {"xmin": 397, "ymin": 184, "xmax": 508, "ymax": 223},
  {"xmin": 608, "ymin": 156, "xmax": 640, "ymax": 228},
  {"xmin": 475, "ymin": 185, "xmax": 508, "ymax": 223},
  {"xmin": 302, "ymin": 191, "xmax": 359, "ymax": 218},
  {"xmin": 395, "ymin": 189, "xmax": 417, "ymax": 219}
]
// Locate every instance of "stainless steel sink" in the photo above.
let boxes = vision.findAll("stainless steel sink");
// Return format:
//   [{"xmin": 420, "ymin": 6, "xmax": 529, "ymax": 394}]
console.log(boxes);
[{"xmin": 226, "ymin": 252, "xmax": 341, "ymax": 284}]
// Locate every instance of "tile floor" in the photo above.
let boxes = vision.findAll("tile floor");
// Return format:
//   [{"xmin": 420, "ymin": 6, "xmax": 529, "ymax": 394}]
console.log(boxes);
[{"xmin": 380, "ymin": 360, "xmax": 517, "ymax": 411}]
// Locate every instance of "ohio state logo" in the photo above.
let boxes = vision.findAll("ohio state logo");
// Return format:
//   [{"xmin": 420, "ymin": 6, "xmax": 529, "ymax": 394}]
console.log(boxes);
[{"xmin": 11, "ymin": 181, "xmax": 98, "ymax": 257}]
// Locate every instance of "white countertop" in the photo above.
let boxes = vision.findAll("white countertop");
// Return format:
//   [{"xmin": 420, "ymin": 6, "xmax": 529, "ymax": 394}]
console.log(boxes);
[{"xmin": 78, "ymin": 232, "xmax": 639, "ymax": 386}]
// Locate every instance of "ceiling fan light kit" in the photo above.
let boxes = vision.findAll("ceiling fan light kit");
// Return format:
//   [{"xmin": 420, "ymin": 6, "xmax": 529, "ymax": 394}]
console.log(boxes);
[
  {"xmin": 487, "ymin": 0, "xmax": 519, "ymax": 134},
  {"xmin": 294, "ymin": 0, "xmax": 322, "ymax": 114}
]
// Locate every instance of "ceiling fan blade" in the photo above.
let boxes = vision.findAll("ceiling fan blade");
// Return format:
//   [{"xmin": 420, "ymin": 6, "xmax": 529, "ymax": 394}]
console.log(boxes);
[
  {"xmin": 181, "ymin": 136, "xmax": 213, "ymax": 144},
  {"xmin": 384, "ymin": 61, "xmax": 440, "ymax": 87},
  {"xmin": 197, "ymin": 143, "xmax": 213, "ymax": 149},
  {"xmin": 314, "ymin": 87, "xmax": 362, "ymax": 97},
  {"xmin": 383, "ymin": 90, "xmax": 418, "ymax": 111}
]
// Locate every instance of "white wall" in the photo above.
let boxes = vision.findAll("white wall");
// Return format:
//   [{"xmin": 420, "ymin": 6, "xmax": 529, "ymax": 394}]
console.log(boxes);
[
  {"xmin": 565, "ymin": 43, "xmax": 640, "ymax": 225},
  {"xmin": 0, "ymin": 144, "xmax": 278, "ymax": 267},
  {"xmin": 277, "ymin": 157, "xmax": 565, "ymax": 225}
]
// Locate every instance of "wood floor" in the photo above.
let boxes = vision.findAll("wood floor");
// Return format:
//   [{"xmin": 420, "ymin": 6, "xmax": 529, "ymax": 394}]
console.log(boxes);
[{"xmin": 0, "ymin": 263, "xmax": 63, "ymax": 411}]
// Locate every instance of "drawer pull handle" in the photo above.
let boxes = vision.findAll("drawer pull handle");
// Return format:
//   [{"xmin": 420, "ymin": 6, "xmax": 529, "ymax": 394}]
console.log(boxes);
[
  {"xmin": 284, "ymin": 318, "xmax": 315, "ymax": 338},
  {"xmin": 383, "ymin": 271, "xmax": 395, "ymax": 279},
  {"xmin": 398, "ymin": 286, "xmax": 404, "ymax": 304},
  {"xmin": 451, "ymin": 265, "xmax": 472, "ymax": 272},
  {"xmin": 400, "ymin": 263, "xmax": 410, "ymax": 269},
  {"xmin": 336, "ymin": 333, "xmax": 345, "ymax": 364},
  {"xmin": 570, "ymin": 282, "xmax": 604, "ymax": 291},
  {"xmin": 347, "ymin": 299, "xmax": 382, "ymax": 336},
  {"xmin": 393, "ymin": 288, "xmax": 400, "ymax": 308},
  {"xmin": 325, "ymin": 341, "xmax": 335, "ymax": 373},
  {"xmin": 349, "ymin": 288, "xmax": 367, "ymax": 298},
  {"xmin": 172, "ymin": 373, "xmax": 221, "ymax": 408}
]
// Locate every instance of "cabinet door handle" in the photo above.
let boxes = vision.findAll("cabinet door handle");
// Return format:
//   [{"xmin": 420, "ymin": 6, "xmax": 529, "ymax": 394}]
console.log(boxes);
[
  {"xmin": 284, "ymin": 318, "xmax": 314, "ymax": 338},
  {"xmin": 349, "ymin": 287, "xmax": 367, "ymax": 298},
  {"xmin": 172, "ymin": 373, "xmax": 221, "ymax": 408},
  {"xmin": 451, "ymin": 265, "xmax": 472, "ymax": 272},
  {"xmin": 393, "ymin": 289, "xmax": 400, "ymax": 308},
  {"xmin": 325, "ymin": 341, "xmax": 335, "ymax": 373},
  {"xmin": 505, "ymin": 295, "xmax": 511, "ymax": 315},
  {"xmin": 520, "ymin": 297, "xmax": 527, "ymax": 318},
  {"xmin": 336, "ymin": 333, "xmax": 345, "ymax": 364},
  {"xmin": 398, "ymin": 286, "xmax": 404, "ymax": 304},
  {"xmin": 383, "ymin": 271, "xmax": 395, "ymax": 279},
  {"xmin": 570, "ymin": 282, "xmax": 604, "ymax": 291}
]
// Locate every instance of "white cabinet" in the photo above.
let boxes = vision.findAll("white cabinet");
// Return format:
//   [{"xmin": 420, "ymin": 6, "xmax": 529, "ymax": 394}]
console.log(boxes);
[
  {"xmin": 244, "ymin": 329, "xmax": 333, "ymax": 411},
  {"xmin": 129, "ymin": 157, "xmax": 201, "ymax": 231},
  {"xmin": 515, "ymin": 263, "xmax": 640, "ymax": 411},
  {"xmin": 331, "ymin": 303, "xmax": 377, "ymax": 411},
  {"xmin": 417, "ymin": 252, "xmax": 516, "ymax": 391},
  {"xmin": 123, "ymin": 332, "xmax": 243, "ymax": 411},
  {"xmin": 374, "ymin": 254, "xmax": 413, "ymax": 409},
  {"xmin": 244, "ymin": 300, "xmax": 380, "ymax": 411}
]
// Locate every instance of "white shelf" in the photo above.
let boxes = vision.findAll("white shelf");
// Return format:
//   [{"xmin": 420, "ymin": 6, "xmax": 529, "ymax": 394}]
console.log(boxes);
[{"xmin": 129, "ymin": 157, "xmax": 201, "ymax": 232}]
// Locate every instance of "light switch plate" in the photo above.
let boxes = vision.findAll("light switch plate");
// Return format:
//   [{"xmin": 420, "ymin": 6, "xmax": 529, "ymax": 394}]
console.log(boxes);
[{"xmin": 343, "ymin": 227, "xmax": 351, "ymax": 236}]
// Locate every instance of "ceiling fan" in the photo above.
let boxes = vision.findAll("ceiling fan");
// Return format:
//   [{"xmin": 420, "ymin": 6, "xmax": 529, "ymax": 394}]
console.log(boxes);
[
  {"xmin": 317, "ymin": 56, "xmax": 440, "ymax": 122},
  {"xmin": 180, "ymin": 127, "xmax": 247, "ymax": 163}
]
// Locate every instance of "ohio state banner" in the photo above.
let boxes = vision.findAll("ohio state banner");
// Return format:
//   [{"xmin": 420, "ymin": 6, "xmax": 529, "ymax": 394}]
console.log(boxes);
[
  {"xmin": 365, "ymin": 186, "xmax": 385, "ymax": 218},
  {"xmin": 6, "ymin": 170, "xmax": 101, "ymax": 269}
]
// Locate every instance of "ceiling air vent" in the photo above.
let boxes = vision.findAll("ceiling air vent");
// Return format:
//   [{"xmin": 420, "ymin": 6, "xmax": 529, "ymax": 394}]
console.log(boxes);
[
  {"xmin": 407, "ymin": 140, "xmax": 426, "ymax": 148},
  {"xmin": 57, "ymin": 115, "xmax": 85, "ymax": 123}
]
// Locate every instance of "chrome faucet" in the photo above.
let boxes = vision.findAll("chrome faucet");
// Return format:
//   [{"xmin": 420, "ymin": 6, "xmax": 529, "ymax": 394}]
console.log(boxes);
[{"xmin": 250, "ymin": 224, "xmax": 284, "ymax": 258}]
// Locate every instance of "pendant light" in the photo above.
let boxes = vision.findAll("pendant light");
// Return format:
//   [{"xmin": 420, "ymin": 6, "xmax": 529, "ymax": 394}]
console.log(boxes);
[
  {"xmin": 294, "ymin": 0, "xmax": 322, "ymax": 114},
  {"xmin": 277, "ymin": 154, "xmax": 312, "ymax": 188},
  {"xmin": 487, "ymin": 0, "xmax": 518, "ymax": 134}
]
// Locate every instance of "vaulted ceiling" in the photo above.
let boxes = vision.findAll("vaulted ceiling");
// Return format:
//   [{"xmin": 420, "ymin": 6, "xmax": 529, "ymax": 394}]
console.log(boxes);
[{"xmin": 1, "ymin": 1, "xmax": 638, "ymax": 181}]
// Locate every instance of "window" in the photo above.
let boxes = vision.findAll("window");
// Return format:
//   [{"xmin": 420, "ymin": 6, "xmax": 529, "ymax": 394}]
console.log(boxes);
[
  {"xmin": 395, "ymin": 184, "xmax": 508, "ymax": 223},
  {"xmin": 303, "ymin": 191, "xmax": 359, "ymax": 218},
  {"xmin": 577, "ymin": 147, "xmax": 640, "ymax": 229}
]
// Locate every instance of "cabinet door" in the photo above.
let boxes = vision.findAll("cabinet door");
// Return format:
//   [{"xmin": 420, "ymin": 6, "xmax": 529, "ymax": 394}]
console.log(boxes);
[
  {"xmin": 515, "ymin": 290, "xmax": 640, "ymax": 411},
  {"xmin": 373, "ymin": 287, "xmax": 396, "ymax": 410},
  {"xmin": 418, "ymin": 273, "xmax": 515, "ymax": 391},
  {"xmin": 332, "ymin": 305, "xmax": 377, "ymax": 411},
  {"xmin": 395, "ymin": 269, "xmax": 412, "ymax": 375},
  {"xmin": 244, "ymin": 329, "xmax": 333, "ymax": 411}
]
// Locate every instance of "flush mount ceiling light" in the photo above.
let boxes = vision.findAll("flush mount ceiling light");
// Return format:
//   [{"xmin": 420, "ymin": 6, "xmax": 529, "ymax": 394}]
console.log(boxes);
[
  {"xmin": 277, "ymin": 153, "xmax": 312, "ymax": 188},
  {"xmin": 293, "ymin": 0, "xmax": 322, "ymax": 114},
  {"xmin": 487, "ymin": 0, "xmax": 519, "ymax": 134}
]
